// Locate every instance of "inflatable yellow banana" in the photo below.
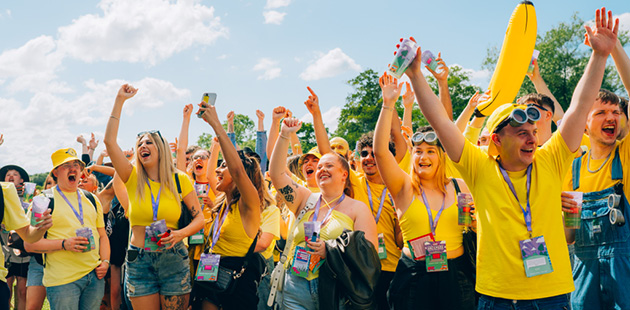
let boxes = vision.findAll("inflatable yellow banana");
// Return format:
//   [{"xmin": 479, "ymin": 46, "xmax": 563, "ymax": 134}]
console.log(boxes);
[{"xmin": 475, "ymin": 1, "xmax": 537, "ymax": 117}]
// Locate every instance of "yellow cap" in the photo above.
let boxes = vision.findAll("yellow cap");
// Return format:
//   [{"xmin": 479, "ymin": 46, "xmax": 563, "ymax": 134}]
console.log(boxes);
[
  {"xmin": 299, "ymin": 147, "xmax": 322, "ymax": 168},
  {"xmin": 485, "ymin": 103, "xmax": 528, "ymax": 156},
  {"xmin": 51, "ymin": 148, "xmax": 85, "ymax": 170}
]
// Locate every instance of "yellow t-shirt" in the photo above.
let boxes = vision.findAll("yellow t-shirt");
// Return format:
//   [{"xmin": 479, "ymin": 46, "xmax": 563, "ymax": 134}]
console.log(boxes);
[
  {"xmin": 399, "ymin": 150, "xmax": 412, "ymax": 174},
  {"xmin": 0, "ymin": 183, "xmax": 30, "ymax": 283},
  {"xmin": 350, "ymin": 172, "xmax": 401, "ymax": 272},
  {"xmin": 399, "ymin": 197, "xmax": 463, "ymax": 254},
  {"xmin": 42, "ymin": 188, "xmax": 105, "ymax": 287},
  {"xmin": 206, "ymin": 202, "xmax": 253, "ymax": 257},
  {"xmin": 563, "ymin": 139, "xmax": 630, "ymax": 198},
  {"xmin": 260, "ymin": 206, "xmax": 281, "ymax": 259},
  {"xmin": 463, "ymin": 124, "xmax": 482, "ymax": 144},
  {"xmin": 453, "ymin": 132, "xmax": 575, "ymax": 299},
  {"xmin": 125, "ymin": 166, "xmax": 194, "ymax": 229}
]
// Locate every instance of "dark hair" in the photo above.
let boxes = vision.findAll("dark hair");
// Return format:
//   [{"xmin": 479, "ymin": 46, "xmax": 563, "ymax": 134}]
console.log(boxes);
[
  {"xmin": 243, "ymin": 147, "xmax": 261, "ymax": 164},
  {"xmin": 518, "ymin": 93, "xmax": 555, "ymax": 115},
  {"xmin": 186, "ymin": 145, "xmax": 201, "ymax": 155},
  {"xmin": 597, "ymin": 89, "xmax": 620, "ymax": 105},
  {"xmin": 619, "ymin": 97, "xmax": 628, "ymax": 119},
  {"xmin": 287, "ymin": 155, "xmax": 304, "ymax": 181},
  {"xmin": 357, "ymin": 131, "xmax": 396, "ymax": 157}
]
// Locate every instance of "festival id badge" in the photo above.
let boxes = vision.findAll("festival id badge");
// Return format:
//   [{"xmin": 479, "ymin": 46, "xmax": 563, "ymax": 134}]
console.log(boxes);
[
  {"xmin": 76, "ymin": 227, "xmax": 96, "ymax": 252},
  {"xmin": 144, "ymin": 225, "xmax": 160, "ymax": 251},
  {"xmin": 519, "ymin": 235, "xmax": 553, "ymax": 278},
  {"xmin": 377, "ymin": 233, "xmax": 387, "ymax": 260},
  {"xmin": 151, "ymin": 219, "xmax": 169, "ymax": 248},
  {"xmin": 291, "ymin": 246, "xmax": 310, "ymax": 278},
  {"xmin": 196, "ymin": 253, "xmax": 220, "ymax": 281},
  {"xmin": 407, "ymin": 233, "xmax": 434, "ymax": 260},
  {"xmin": 189, "ymin": 228, "xmax": 204, "ymax": 245},
  {"xmin": 424, "ymin": 240, "xmax": 448, "ymax": 272}
]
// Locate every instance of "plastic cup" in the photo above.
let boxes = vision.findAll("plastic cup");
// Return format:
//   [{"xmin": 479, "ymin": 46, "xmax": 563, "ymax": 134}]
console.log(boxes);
[
  {"xmin": 31, "ymin": 195, "xmax": 50, "ymax": 226},
  {"xmin": 388, "ymin": 38, "xmax": 418, "ymax": 79},
  {"xmin": 421, "ymin": 50, "xmax": 438, "ymax": 71},
  {"xmin": 457, "ymin": 193, "xmax": 473, "ymax": 226},
  {"xmin": 527, "ymin": 50, "xmax": 540, "ymax": 74},
  {"xmin": 23, "ymin": 182, "xmax": 36, "ymax": 203},
  {"xmin": 563, "ymin": 191, "xmax": 583, "ymax": 229}
]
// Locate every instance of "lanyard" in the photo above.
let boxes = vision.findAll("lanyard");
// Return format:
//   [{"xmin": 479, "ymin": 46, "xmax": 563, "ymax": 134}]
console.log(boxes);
[
  {"xmin": 311, "ymin": 193, "xmax": 346, "ymax": 227},
  {"xmin": 365, "ymin": 179, "xmax": 392, "ymax": 224},
  {"xmin": 56, "ymin": 186, "xmax": 84, "ymax": 226},
  {"xmin": 209, "ymin": 201, "xmax": 230, "ymax": 251},
  {"xmin": 497, "ymin": 161, "xmax": 533, "ymax": 237},
  {"xmin": 420, "ymin": 186, "xmax": 446, "ymax": 236},
  {"xmin": 146, "ymin": 180, "xmax": 162, "ymax": 222}
]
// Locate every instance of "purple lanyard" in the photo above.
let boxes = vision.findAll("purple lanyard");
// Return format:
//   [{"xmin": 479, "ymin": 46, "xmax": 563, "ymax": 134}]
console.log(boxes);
[
  {"xmin": 210, "ymin": 201, "xmax": 230, "ymax": 251},
  {"xmin": 56, "ymin": 186, "xmax": 84, "ymax": 226},
  {"xmin": 311, "ymin": 193, "xmax": 346, "ymax": 227},
  {"xmin": 420, "ymin": 187, "xmax": 446, "ymax": 236},
  {"xmin": 365, "ymin": 179, "xmax": 393, "ymax": 224},
  {"xmin": 497, "ymin": 161, "xmax": 533, "ymax": 237},
  {"xmin": 146, "ymin": 180, "xmax": 162, "ymax": 222}
]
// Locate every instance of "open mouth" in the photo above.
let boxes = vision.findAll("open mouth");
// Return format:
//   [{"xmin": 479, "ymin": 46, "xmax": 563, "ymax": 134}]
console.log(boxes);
[
  {"xmin": 603, "ymin": 124, "xmax": 616, "ymax": 136},
  {"xmin": 318, "ymin": 173, "xmax": 331, "ymax": 181},
  {"xmin": 305, "ymin": 167, "xmax": 315, "ymax": 178},
  {"xmin": 521, "ymin": 148, "xmax": 534, "ymax": 154},
  {"xmin": 68, "ymin": 174, "xmax": 77, "ymax": 182},
  {"xmin": 140, "ymin": 150, "xmax": 151, "ymax": 159},
  {"xmin": 195, "ymin": 163, "xmax": 204, "ymax": 170},
  {"xmin": 418, "ymin": 163, "xmax": 432, "ymax": 168}
]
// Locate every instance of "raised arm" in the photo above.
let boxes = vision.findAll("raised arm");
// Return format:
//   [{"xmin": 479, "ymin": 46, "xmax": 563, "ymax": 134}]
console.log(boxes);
[
  {"xmin": 268, "ymin": 118, "xmax": 312, "ymax": 215},
  {"xmin": 266, "ymin": 106, "xmax": 287, "ymax": 159},
  {"xmin": 226, "ymin": 111, "xmax": 237, "ymax": 148},
  {"xmin": 206, "ymin": 137, "xmax": 220, "ymax": 196},
  {"xmin": 199, "ymin": 104, "xmax": 259, "ymax": 231},
  {"xmin": 611, "ymin": 38, "xmax": 630, "ymax": 95},
  {"xmin": 255, "ymin": 109, "xmax": 269, "ymax": 173},
  {"xmin": 286, "ymin": 109, "xmax": 302, "ymax": 155},
  {"xmin": 404, "ymin": 40, "xmax": 466, "ymax": 162},
  {"xmin": 103, "ymin": 84, "xmax": 138, "ymax": 183},
  {"xmin": 389, "ymin": 108, "xmax": 407, "ymax": 163},
  {"xmin": 373, "ymin": 72, "xmax": 413, "ymax": 203},
  {"xmin": 559, "ymin": 7, "xmax": 619, "ymax": 152},
  {"xmin": 427, "ymin": 53, "xmax": 453, "ymax": 120},
  {"xmin": 305, "ymin": 87, "xmax": 333, "ymax": 155},
  {"xmin": 88, "ymin": 133, "xmax": 99, "ymax": 161},
  {"xmin": 527, "ymin": 59, "xmax": 565, "ymax": 123},
  {"xmin": 401, "ymin": 82, "xmax": 415, "ymax": 129},
  {"xmin": 455, "ymin": 91, "xmax": 483, "ymax": 132},
  {"xmin": 176, "ymin": 104, "xmax": 193, "ymax": 171}
]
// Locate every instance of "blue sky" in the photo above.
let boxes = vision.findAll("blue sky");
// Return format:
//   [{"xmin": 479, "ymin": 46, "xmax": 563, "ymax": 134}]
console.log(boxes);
[{"xmin": 1, "ymin": 0, "xmax": 629, "ymax": 174}]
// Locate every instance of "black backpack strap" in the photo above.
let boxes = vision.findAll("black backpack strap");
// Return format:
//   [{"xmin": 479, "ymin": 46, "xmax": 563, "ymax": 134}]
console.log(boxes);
[
  {"xmin": 451, "ymin": 178, "xmax": 461, "ymax": 194},
  {"xmin": 80, "ymin": 189, "xmax": 98, "ymax": 211},
  {"xmin": 0, "ymin": 184, "xmax": 5, "ymax": 225},
  {"xmin": 174, "ymin": 173, "xmax": 183, "ymax": 198}
]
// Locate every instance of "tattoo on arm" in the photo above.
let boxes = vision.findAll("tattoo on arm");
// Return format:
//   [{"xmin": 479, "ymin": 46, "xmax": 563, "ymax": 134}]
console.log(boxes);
[
  {"xmin": 191, "ymin": 207, "xmax": 199, "ymax": 217},
  {"xmin": 278, "ymin": 185, "xmax": 295, "ymax": 203}
]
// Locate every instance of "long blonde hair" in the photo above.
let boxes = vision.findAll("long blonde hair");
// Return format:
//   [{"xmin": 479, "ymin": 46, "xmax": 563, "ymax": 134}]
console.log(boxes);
[
  {"xmin": 135, "ymin": 132, "xmax": 178, "ymax": 201},
  {"xmin": 410, "ymin": 126, "xmax": 449, "ymax": 196}
]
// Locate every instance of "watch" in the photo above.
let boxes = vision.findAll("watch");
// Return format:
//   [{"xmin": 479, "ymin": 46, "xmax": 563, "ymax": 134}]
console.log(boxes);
[{"xmin": 102, "ymin": 259, "xmax": 111, "ymax": 267}]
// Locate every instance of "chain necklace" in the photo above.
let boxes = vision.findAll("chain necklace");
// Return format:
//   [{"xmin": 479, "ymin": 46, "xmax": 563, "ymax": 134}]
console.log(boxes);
[{"xmin": 587, "ymin": 148, "xmax": 612, "ymax": 173}]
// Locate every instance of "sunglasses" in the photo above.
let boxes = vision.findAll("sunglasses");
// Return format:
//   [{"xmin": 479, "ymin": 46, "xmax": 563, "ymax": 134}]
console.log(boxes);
[
  {"xmin": 137, "ymin": 130, "xmax": 163, "ymax": 142},
  {"xmin": 411, "ymin": 132, "xmax": 440, "ymax": 147},
  {"xmin": 494, "ymin": 106, "xmax": 541, "ymax": 133},
  {"xmin": 528, "ymin": 103, "xmax": 548, "ymax": 112},
  {"xmin": 360, "ymin": 150, "xmax": 374, "ymax": 158},
  {"xmin": 193, "ymin": 154, "xmax": 209, "ymax": 161}
]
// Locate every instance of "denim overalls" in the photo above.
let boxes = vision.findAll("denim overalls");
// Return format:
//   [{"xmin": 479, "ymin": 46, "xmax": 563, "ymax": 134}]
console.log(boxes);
[{"xmin": 570, "ymin": 147, "xmax": 630, "ymax": 310}]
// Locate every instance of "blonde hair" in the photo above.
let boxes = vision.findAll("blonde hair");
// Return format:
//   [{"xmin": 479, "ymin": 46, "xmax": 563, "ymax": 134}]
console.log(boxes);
[
  {"xmin": 135, "ymin": 132, "xmax": 178, "ymax": 200},
  {"xmin": 410, "ymin": 127, "xmax": 449, "ymax": 196}
]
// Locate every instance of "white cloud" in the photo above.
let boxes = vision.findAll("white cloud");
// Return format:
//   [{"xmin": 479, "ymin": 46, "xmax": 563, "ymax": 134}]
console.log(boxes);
[
  {"xmin": 263, "ymin": 10, "xmax": 286, "ymax": 25},
  {"xmin": 617, "ymin": 12, "xmax": 630, "ymax": 33},
  {"xmin": 56, "ymin": 0, "xmax": 228, "ymax": 66},
  {"xmin": 0, "ymin": 78, "xmax": 190, "ymax": 173},
  {"xmin": 217, "ymin": 54, "xmax": 228, "ymax": 60},
  {"xmin": 450, "ymin": 64, "xmax": 491, "ymax": 88},
  {"xmin": 299, "ymin": 106, "xmax": 342, "ymax": 133},
  {"xmin": 265, "ymin": 0, "xmax": 291, "ymax": 9},
  {"xmin": 253, "ymin": 58, "xmax": 281, "ymax": 80},
  {"xmin": 300, "ymin": 48, "xmax": 361, "ymax": 81}
]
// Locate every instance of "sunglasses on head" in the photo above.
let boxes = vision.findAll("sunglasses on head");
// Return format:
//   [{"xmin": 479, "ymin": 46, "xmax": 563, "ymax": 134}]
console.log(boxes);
[
  {"xmin": 494, "ymin": 106, "xmax": 541, "ymax": 133},
  {"xmin": 411, "ymin": 132, "xmax": 440, "ymax": 147},
  {"xmin": 137, "ymin": 130, "xmax": 163, "ymax": 141}
]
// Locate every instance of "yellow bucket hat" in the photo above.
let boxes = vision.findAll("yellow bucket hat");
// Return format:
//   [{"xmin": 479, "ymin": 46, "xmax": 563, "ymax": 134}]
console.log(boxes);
[
  {"xmin": 485, "ymin": 103, "xmax": 528, "ymax": 157},
  {"xmin": 51, "ymin": 148, "xmax": 85, "ymax": 170},
  {"xmin": 298, "ymin": 147, "xmax": 322, "ymax": 168}
]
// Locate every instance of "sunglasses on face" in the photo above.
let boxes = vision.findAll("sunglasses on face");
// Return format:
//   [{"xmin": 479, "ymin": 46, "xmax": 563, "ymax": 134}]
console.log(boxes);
[
  {"xmin": 137, "ymin": 130, "xmax": 163, "ymax": 141},
  {"xmin": 411, "ymin": 131, "xmax": 440, "ymax": 147},
  {"xmin": 360, "ymin": 150, "xmax": 374, "ymax": 158},
  {"xmin": 193, "ymin": 154, "xmax": 209, "ymax": 161},
  {"xmin": 494, "ymin": 106, "xmax": 541, "ymax": 133},
  {"xmin": 528, "ymin": 103, "xmax": 548, "ymax": 112}
]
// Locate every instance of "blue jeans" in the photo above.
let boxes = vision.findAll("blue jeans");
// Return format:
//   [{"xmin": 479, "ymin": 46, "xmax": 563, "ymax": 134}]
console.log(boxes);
[
  {"xmin": 257, "ymin": 256, "xmax": 275, "ymax": 310},
  {"xmin": 46, "ymin": 270, "xmax": 105, "ymax": 310},
  {"xmin": 282, "ymin": 273, "xmax": 346, "ymax": 310},
  {"xmin": 26, "ymin": 256, "xmax": 44, "ymax": 287},
  {"xmin": 125, "ymin": 242, "xmax": 191, "ymax": 297},
  {"xmin": 478, "ymin": 294, "xmax": 569, "ymax": 310}
]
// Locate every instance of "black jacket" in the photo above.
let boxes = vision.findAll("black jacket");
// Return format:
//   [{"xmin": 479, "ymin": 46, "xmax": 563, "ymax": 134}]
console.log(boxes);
[{"xmin": 319, "ymin": 230, "xmax": 381, "ymax": 310}]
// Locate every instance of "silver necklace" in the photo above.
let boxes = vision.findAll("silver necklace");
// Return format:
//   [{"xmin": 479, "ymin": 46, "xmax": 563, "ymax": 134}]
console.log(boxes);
[{"xmin": 587, "ymin": 149, "xmax": 612, "ymax": 173}]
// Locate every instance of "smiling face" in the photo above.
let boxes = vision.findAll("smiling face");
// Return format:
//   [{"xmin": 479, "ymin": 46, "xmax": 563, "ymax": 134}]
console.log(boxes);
[
  {"xmin": 587, "ymin": 99, "xmax": 622, "ymax": 148},
  {"xmin": 360, "ymin": 146, "xmax": 379, "ymax": 177},
  {"xmin": 316, "ymin": 154, "xmax": 348, "ymax": 189},
  {"xmin": 493, "ymin": 122, "xmax": 538, "ymax": 171},
  {"xmin": 136, "ymin": 134, "xmax": 160, "ymax": 169},
  {"xmin": 411, "ymin": 143, "xmax": 441, "ymax": 179},
  {"xmin": 301, "ymin": 154, "xmax": 320, "ymax": 184},
  {"xmin": 4, "ymin": 169, "xmax": 23, "ymax": 186},
  {"xmin": 215, "ymin": 161, "xmax": 234, "ymax": 193},
  {"xmin": 79, "ymin": 174, "xmax": 98, "ymax": 193},
  {"xmin": 192, "ymin": 149, "xmax": 210, "ymax": 177},
  {"xmin": 53, "ymin": 160, "xmax": 84, "ymax": 191}
]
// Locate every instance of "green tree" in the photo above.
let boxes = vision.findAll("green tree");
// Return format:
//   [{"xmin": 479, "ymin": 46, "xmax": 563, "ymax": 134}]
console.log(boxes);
[
  {"xmin": 29, "ymin": 172, "xmax": 49, "ymax": 187},
  {"xmin": 297, "ymin": 122, "xmax": 327, "ymax": 153},
  {"xmin": 221, "ymin": 114, "xmax": 256, "ymax": 149},
  {"xmin": 197, "ymin": 133, "xmax": 214, "ymax": 149},
  {"xmin": 482, "ymin": 13, "xmax": 629, "ymax": 110},
  {"xmin": 426, "ymin": 65, "xmax": 483, "ymax": 120}
]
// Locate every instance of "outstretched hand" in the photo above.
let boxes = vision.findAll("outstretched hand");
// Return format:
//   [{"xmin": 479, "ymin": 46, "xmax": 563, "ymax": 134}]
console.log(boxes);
[
  {"xmin": 76, "ymin": 135, "xmax": 87, "ymax": 145},
  {"xmin": 281, "ymin": 118, "xmax": 302, "ymax": 135},
  {"xmin": 426, "ymin": 52, "xmax": 449, "ymax": 82},
  {"xmin": 256, "ymin": 109, "xmax": 265, "ymax": 120},
  {"xmin": 183, "ymin": 104, "xmax": 193, "ymax": 119},
  {"xmin": 379, "ymin": 72, "xmax": 403, "ymax": 107},
  {"xmin": 304, "ymin": 87, "xmax": 320, "ymax": 115},
  {"xmin": 89, "ymin": 133, "xmax": 99, "ymax": 150},
  {"xmin": 272, "ymin": 106, "xmax": 287, "ymax": 122},
  {"xmin": 227, "ymin": 111, "xmax": 235, "ymax": 123},
  {"xmin": 197, "ymin": 102, "xmax": 220, "ymax": 127},
  {"xmin": 401, "ymin": 82, "xmax": 415, "ymax": 109},
  {"xmin": 584, "ymin": 7, "xmax": 619, "ymax": 56},
  {"xmin": 117, "ymin": 84, "xmax": 138, "ymax": 101}
]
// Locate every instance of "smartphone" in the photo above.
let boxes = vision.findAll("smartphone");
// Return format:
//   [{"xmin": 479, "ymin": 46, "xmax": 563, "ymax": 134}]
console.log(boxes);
[{"xmin": 197, "ymin": 93, "xmax": 217, "ymax": 118}]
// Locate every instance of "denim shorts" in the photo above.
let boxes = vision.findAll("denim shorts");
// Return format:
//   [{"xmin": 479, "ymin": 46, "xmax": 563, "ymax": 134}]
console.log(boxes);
[
  {"xmin": 124, "ymin": 242, "xmax": 191, "ymax": 297},
  {"xmin": 478, "ymin": 294, "xmax": 569, "ymax": 310},
  {"xmin": 26, "ymin": 256, "xmax": 44, "ymax": 287}
]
